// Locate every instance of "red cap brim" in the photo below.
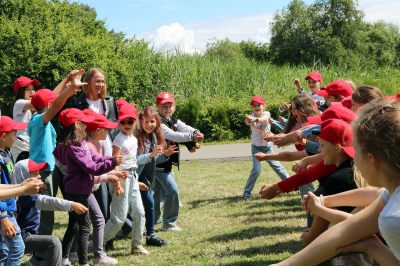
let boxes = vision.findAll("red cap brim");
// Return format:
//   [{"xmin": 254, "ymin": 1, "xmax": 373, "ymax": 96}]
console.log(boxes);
[
  {"xmin": 31, "ymin": 79, "xmax": 40, "ymax": 87},
  {"xmin": 157, "ymin": 99, "xmax": 174, "ymax": 105},
  {"xmin": 307, "ymin": 116, "xmax": 322, "ymax": 124},
  {"xmin": 342, "ymin": 147, "xmax": 354, "ymax": 158},
  {"xmin": 119, "ymin": 114, "xmax": 137, "ymax": 121},
  {"xmin": 105, "ymin": 121, "xmax": 118, "ymax": 129},
  {"xmin": 316, "ymin": 90, "xmax": 329, "ymax": 96},
  {"xmin": 80, "ymin": 116, "xmax": 95, "ymax": 123},
  {"xmin": 28, "ymin": 159, "xmax": 49, "ymax": 172},
  {"xmin": 12, "ymin": 122, "xmax": 28, "ymax": 131}
]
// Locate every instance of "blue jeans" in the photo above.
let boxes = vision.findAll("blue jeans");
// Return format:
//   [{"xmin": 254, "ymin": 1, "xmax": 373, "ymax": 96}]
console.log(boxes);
[
  {"xmin": 139, "ymin": 173, "xmax": 155, "ymax": 236},
  {"xmin": 153, "ymin": 171, "xmax": 179, "ymax": 227},
  {"xmin": 0, "ymin": 212, "xmax": 25, "ymax": 266},
  {"xmin": 243, "ymin": 145, "xmax": 290, "ymax": 196}
]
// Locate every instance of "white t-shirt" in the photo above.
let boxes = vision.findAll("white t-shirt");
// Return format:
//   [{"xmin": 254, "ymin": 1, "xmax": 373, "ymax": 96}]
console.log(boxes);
[
  {"xmin": 379, "ymin": 186, "xmax": 400, "ymax": 259},
  {"xmin": 13, "ymin": 99, "xmax": 32, "ymax": 143},
  {"xmin": 112, "ymin": 132, "xmax": 138, "ymax": 170},
  {"xmin": 249, "ymin": 111, "xmax": 271, "ymax": 147},
  {"xmin": 309, "ymin": 93, "xmax": 325, "ymax": 103},
  {"xmin": 87, "ymin": 98, "xmax": 113, "ymax": 156}
]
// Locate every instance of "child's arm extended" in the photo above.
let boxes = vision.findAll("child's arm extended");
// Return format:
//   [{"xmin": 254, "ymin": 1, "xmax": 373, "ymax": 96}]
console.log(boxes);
[
  {"xmin": 162, "ymin": 119, "xmax": 204, "ymax": 142},
  {"xmin": 255, "ymin": 151, "xmax": 306, "ymax": 162},
  {"xmin": 43, "ymin": 69, "xmax": 86, "ymax": 125},
  {"xmin": 0, "ymin": 178, "xmax": 44, "ymax": 201},
  {"xmin": 19, "ymin": 194, "xmax": 87, "ymax": 214},
  {"xmin": 136, "ymin": 145, "xmax": 163, "ymax": 166},
  {"xmin": 272, "ymin": 197, "xmax": 395, "ymax": 266},
  {"xmin": 71, "ymin": 146, "xmax": 119, "ymax": 176}
]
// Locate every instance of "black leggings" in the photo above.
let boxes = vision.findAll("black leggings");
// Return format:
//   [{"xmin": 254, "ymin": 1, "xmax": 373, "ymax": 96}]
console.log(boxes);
[{"xmin": 62, "ymin": 193, "xmax": 90, "ymax": 264}]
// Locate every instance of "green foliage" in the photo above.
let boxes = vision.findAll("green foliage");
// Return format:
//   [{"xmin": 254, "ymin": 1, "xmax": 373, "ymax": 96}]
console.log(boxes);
[
  {"xmin": 239, "ymin": 40, "xmax": 270, "ymax": 62},
  {"xmin": 205, "ymin": 37, "xmax": 246, "ymax": 61},
  {"xmin": 268, "ymin": 0, "xmax": 400, "ymax": 67},
  {"xmin": 175, "ymin": 97, "xmax": 202, "ymax": 128}
]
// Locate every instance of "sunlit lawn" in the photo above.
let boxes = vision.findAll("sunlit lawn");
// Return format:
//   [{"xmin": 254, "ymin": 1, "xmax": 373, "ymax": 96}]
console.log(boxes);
[{"xmin": 23, "ymin": 160, "xmax": 377, "ymax": 265}]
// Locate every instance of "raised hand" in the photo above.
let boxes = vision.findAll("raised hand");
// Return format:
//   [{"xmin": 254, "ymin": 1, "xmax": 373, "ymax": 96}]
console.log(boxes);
[
  {"xmin": 281, "ymin": 102, "xmax": 291, "ymax": 112},
  {"xmin": 164, "ymin": 145, "xmax": 179, "ymax": 157},
  {"xmin": 294, "ymin": 78, "xmax": 301, "ymax": 90},
  {"xmin": 67, "ymin": 69, "xmax": 87, "ymax": 96},
  {"xmin": 150, "ymin": 145, "xmax": 164, "ymax": 158},
  {"xmin": 246, "ymin": 115, "xmax": 257, "ymax": 124}
]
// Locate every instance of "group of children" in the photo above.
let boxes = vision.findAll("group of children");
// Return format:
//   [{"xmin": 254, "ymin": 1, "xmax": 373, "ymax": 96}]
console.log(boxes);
[
  {"xmin": 244, "ymin": 71, "xmax": 400, "ymax": 265},
  {"xmin": 2, "ymin": 66, "xmax": 400, "ymax": 266},
  {"xmin": 0, "ymin": 69, "xmax": 203, "ymax": 266}
]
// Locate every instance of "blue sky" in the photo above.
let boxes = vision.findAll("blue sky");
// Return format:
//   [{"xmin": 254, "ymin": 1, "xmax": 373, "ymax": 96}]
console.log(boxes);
[{"xmin": 75, "ymin": 0, "xmax": 400, "ymax": 53}]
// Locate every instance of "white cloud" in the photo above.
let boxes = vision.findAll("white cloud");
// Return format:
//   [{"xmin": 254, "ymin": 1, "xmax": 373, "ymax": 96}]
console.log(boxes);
[
  {"xmin": 152, "ymin": 23, "xmax": 200, "ymax": 54},
  {"xmin": 359, "ymin": 0, "xmax": 400, "ymax": 25},
  {"xmin": 143, "ymin": 0, "xmax": 399, "ymax": 54}
]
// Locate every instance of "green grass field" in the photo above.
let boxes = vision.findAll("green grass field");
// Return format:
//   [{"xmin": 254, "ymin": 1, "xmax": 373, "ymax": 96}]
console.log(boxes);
[{"xmin": 23, "ymin": 160, "xmax": 379, "ymax": 265}]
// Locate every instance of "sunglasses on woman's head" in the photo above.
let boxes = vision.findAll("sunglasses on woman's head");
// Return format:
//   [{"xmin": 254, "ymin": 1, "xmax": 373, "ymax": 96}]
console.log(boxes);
[{"xmin": 120, "ymin": 120, "xmax": 134, "ymax": 125}]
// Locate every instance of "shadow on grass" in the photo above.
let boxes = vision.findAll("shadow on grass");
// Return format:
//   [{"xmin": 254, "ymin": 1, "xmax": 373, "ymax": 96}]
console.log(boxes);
[
  {"xmin": 188, "ymin": 196, "xmax": 243, "ymax": 209},
  {"xmin": 54, "ymin": 222, "xmax": 68, "ymax": 230},
  {"xmin": 205, "ymin": 226, "xmax": 303, "ymax": 243},
  {"xmin": 221, "ymin": 259, "xmax": 281, "ymax": 266},
  {"xmin": 188, "ymin": 196, "xmax": 301, "ymax": 210},
  {"xmin": 222, "ymin": 240, "xmax": 303, "ymax": 257}
]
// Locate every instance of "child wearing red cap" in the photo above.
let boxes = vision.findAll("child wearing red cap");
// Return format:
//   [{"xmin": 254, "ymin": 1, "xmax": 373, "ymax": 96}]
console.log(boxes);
[
  {"xmin": 154, "ymin": 92, "xmax": 204, "ymax": 232},
  {"xmin": 271, "ymin": 102, "xmax": 400, "ymax": 266},
  {"xmin": 14, "ymin": 159, "xmax": 88, "ymax": 266},
  {"xmin": 67, "ymin": 112, "xmax": 124, "ymax": 265},
  {"xmin": 103, "ymin": 104, "xmax": 150, "ymax": 255},
  {"xmin": 53, "ymin": 108, "xmax": 122, "ymax": 266},
  {"xmin": 315, "ymin": 80, "xmax": 353, "ymax": 107},
  {"xmin": 243, "ymin": 96, "xmax": 290, "ymax": 199},
  {"xmin": 10, "ymin": 71, "xmax": 79, "ymax": 163},
  {"xmin": 294, "ymin": 71, "xmax": 325, "ymax": 104},
  {"xmin": 0, "ymin": 116, "xmax": 28, "ymax": 265},
  {"xmin": 26, "ymin": 70, "xmax": 87, "ymax": 246}
]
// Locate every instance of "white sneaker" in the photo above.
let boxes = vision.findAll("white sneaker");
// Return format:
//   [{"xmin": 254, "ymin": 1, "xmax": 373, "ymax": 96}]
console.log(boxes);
[
  {"xmin": 61, "ymin": 258, "xmax": 72, "ymax": 266},
  {"xmin": 161, "ymin": 222, "xmax": 182, "ymax": 232},
  {"xmin": 131, "ymin": 245, "xmax": 150, "ymax": 255}
]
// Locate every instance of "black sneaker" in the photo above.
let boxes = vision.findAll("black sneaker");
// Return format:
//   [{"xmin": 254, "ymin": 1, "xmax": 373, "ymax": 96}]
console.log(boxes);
[{"xmin": 146, "ymin": 234, "xmax": 168, "ymax": 247}]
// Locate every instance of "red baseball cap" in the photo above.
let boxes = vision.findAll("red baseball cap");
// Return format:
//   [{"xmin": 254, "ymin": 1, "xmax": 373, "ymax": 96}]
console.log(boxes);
[
  {"xmin": 86, "ymin": 114, "xmax": 118, "ymax": 131},
  {"xmin": 58, "ymin": 108, "xmax": 95, "ymax": 127},
  {"xmin": 331, "ymin": 96, "xmax": 352, "ymax": 109},
  {"xmin": 156, "ymin": 92, "xmax": 175, "ymax": 105},
  {"xmin": 31, "ymin": 89, "xmax": 57, "ymax": 109},
  {"xmin": 13, "ymin": 77, "xmax": 40, "ymax": 93},
  {"xmin": 307, "ymin": 105, "xmax": 356, "ymax": 124},
  {"xmin": 0, "ymin": 116, "xmax": 28, "ymax": 136},
  {"xmin": 250, "ymin": 96, "xmax": 265, "ymax": 105},
  {"xmin": 385, "ymin": 92, "xmax": 400, "ymax": 102},
  {"xmin": 316, "ymin": 80, "xmax": 353, "ymax": 97},
  {"xmin": 116, "ymin": 99, "xmax": 130, "ymax": 110},
  {"xmin": 319, "ymin": 119, "xmax": 354, "ymax": 158},
  {"xmin": 82, "ymin": 109, "xmax": 97, "ymax": 117},
  {"xmin": 305, "ymin": 72, "xmax": 322, "ymax": 83},
  {"xmin": 118, "ymin": 104, "xmax": 138, "ymax": 121},
  {"xmin": 28, "ymin": 159, "xmax": 49, "ymax": 172}
]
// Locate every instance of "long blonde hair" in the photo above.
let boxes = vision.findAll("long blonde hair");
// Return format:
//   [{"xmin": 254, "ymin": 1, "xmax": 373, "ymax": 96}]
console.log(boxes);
[{"xmin": 82, "ymin": 68, "xmax": 107, "ymax": 101}]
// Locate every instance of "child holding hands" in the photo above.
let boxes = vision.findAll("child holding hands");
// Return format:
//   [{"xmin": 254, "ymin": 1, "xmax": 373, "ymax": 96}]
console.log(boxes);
[
  {"xmin": 53, "ymin": 108, "xmax": 122, "ymax": 266},
  {"xmin": 243, "ymin": 96, "xmax": 290, "ymax": 199}
]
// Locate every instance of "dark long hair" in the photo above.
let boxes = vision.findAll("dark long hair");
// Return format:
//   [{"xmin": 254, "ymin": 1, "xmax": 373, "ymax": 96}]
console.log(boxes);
[
  {"xmin": 283, "ymin": 94, "xmax": 320, "ymax": 134},
  {"xmin": 60, "ymin": 123, "xmax": 83, "ymax": 147},
  {"xmin": 10, "ymin": 87, "xmax": 27, "ymax": 115},
  {"xmin": 135, "ymin": 106, "xmax": 166, "ymax": 153}
]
